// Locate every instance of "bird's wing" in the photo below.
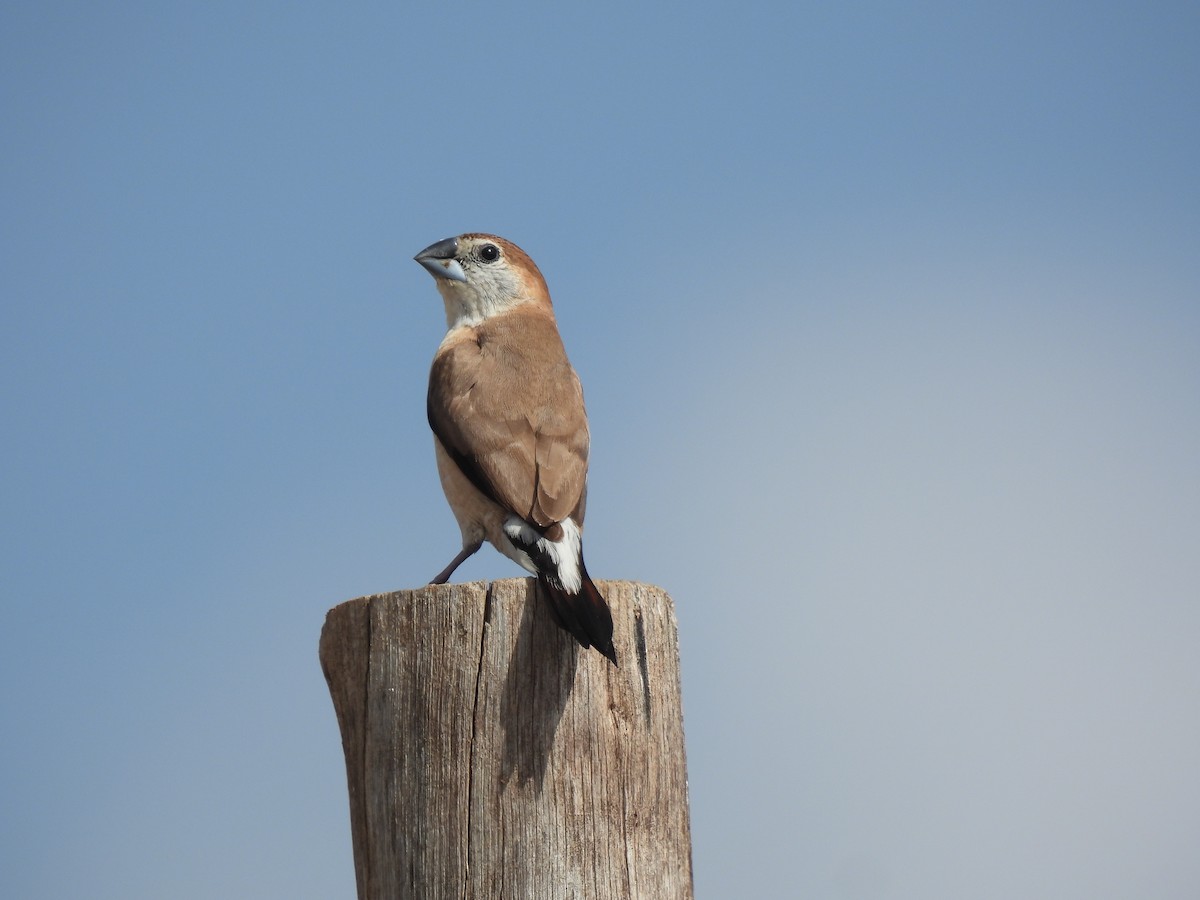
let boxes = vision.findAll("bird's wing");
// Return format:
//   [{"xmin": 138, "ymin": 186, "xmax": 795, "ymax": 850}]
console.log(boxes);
[{"xmin": 427, "ymin": 311, "xmax": 589, "ymax": 531}]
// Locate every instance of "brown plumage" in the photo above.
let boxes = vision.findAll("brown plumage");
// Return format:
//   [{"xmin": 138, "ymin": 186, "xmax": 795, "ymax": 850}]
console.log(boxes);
[{"xmin": 414, "ymin": 233, "xmax": 617, "ymax": 664}]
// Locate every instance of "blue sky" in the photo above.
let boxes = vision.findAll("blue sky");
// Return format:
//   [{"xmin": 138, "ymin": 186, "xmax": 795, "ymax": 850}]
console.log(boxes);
[{"xmin": 3, "ymin": 2, "xmax": 1198, "ymax": 897}]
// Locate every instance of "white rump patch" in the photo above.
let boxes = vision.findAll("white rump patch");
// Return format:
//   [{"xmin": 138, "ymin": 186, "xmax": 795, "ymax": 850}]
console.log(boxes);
[{"xmin": 503, "ymin": 517, "xmax": 583, "ymax": 593}]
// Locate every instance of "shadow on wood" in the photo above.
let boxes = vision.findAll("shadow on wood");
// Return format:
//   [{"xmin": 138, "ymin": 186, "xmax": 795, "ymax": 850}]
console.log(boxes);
[
  {"xmin": 501, "ymin": 591, "xmax": 578, "ymax": 788},
  {"xmin": 319, "ymin": 578, "xmax": 693, "ymax": 900}
]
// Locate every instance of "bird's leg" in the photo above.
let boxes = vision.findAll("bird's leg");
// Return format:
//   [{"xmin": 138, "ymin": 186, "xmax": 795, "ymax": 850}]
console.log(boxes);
[{"xmin": 429, "ymin": 541, "xmax": 482, "ymax": 585}]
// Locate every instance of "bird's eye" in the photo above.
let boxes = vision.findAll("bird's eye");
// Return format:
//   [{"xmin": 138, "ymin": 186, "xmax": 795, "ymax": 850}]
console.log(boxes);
[{"xmin": 479, "ymin": 244, "xmax": 501, "ymax": 262}]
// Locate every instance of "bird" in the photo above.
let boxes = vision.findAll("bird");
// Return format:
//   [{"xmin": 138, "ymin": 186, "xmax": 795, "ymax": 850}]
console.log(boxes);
[{"xmin": 413, "ymin": 233, "xmax": 617, "ymax": 665}]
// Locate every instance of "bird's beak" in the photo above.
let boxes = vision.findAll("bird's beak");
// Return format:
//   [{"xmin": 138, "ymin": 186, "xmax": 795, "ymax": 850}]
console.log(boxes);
[{"xmin": 414, "ymin": 237, "xmax": 467, "ymax": 283}]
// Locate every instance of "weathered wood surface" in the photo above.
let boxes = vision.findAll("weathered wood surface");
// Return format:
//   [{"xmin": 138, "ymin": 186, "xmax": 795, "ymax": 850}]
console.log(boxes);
[{"xmin": 319, "ymin": 578, "xmax": 693, "ymax": 900}]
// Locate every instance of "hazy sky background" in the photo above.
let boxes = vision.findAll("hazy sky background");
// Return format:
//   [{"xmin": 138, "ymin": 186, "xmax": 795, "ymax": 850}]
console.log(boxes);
[{"xmin": 3, "ymin": 2, "xmax": 1198, "ymax": 898}]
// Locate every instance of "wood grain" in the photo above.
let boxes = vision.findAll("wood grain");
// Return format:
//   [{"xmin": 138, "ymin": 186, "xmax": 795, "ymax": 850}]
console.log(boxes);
[{"xmin": 319, "ymin": 579, "xmax": 693, "ymax": 900}]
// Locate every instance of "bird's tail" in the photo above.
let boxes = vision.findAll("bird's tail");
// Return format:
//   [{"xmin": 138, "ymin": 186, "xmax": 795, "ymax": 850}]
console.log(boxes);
[{"xmin": 537, "ymin": 558, "xmax": 617, "ymax": 666}]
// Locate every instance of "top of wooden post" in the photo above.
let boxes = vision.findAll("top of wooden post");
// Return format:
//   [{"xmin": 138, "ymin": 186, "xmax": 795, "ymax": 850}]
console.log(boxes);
[{"xmin": 319, "ymin": 578, "xmax": 694, "ymax": 900}]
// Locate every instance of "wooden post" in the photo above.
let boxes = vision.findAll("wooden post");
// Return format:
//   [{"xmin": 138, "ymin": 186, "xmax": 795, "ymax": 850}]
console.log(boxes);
[{"xmin": 319, "ymin": 578, "xmax": 694, "ymax": 900}]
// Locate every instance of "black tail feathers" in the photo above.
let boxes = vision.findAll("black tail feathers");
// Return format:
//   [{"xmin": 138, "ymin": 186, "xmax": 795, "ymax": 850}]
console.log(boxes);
[{"xmin": 537, "ymin": 566, "xmax": 618, "ymax": 666}]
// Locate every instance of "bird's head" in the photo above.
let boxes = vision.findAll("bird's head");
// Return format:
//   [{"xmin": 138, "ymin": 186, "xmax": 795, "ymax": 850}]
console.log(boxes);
[{"xmin": 414, "ymin": 233, "xmax": 551, "ymax": 329}]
